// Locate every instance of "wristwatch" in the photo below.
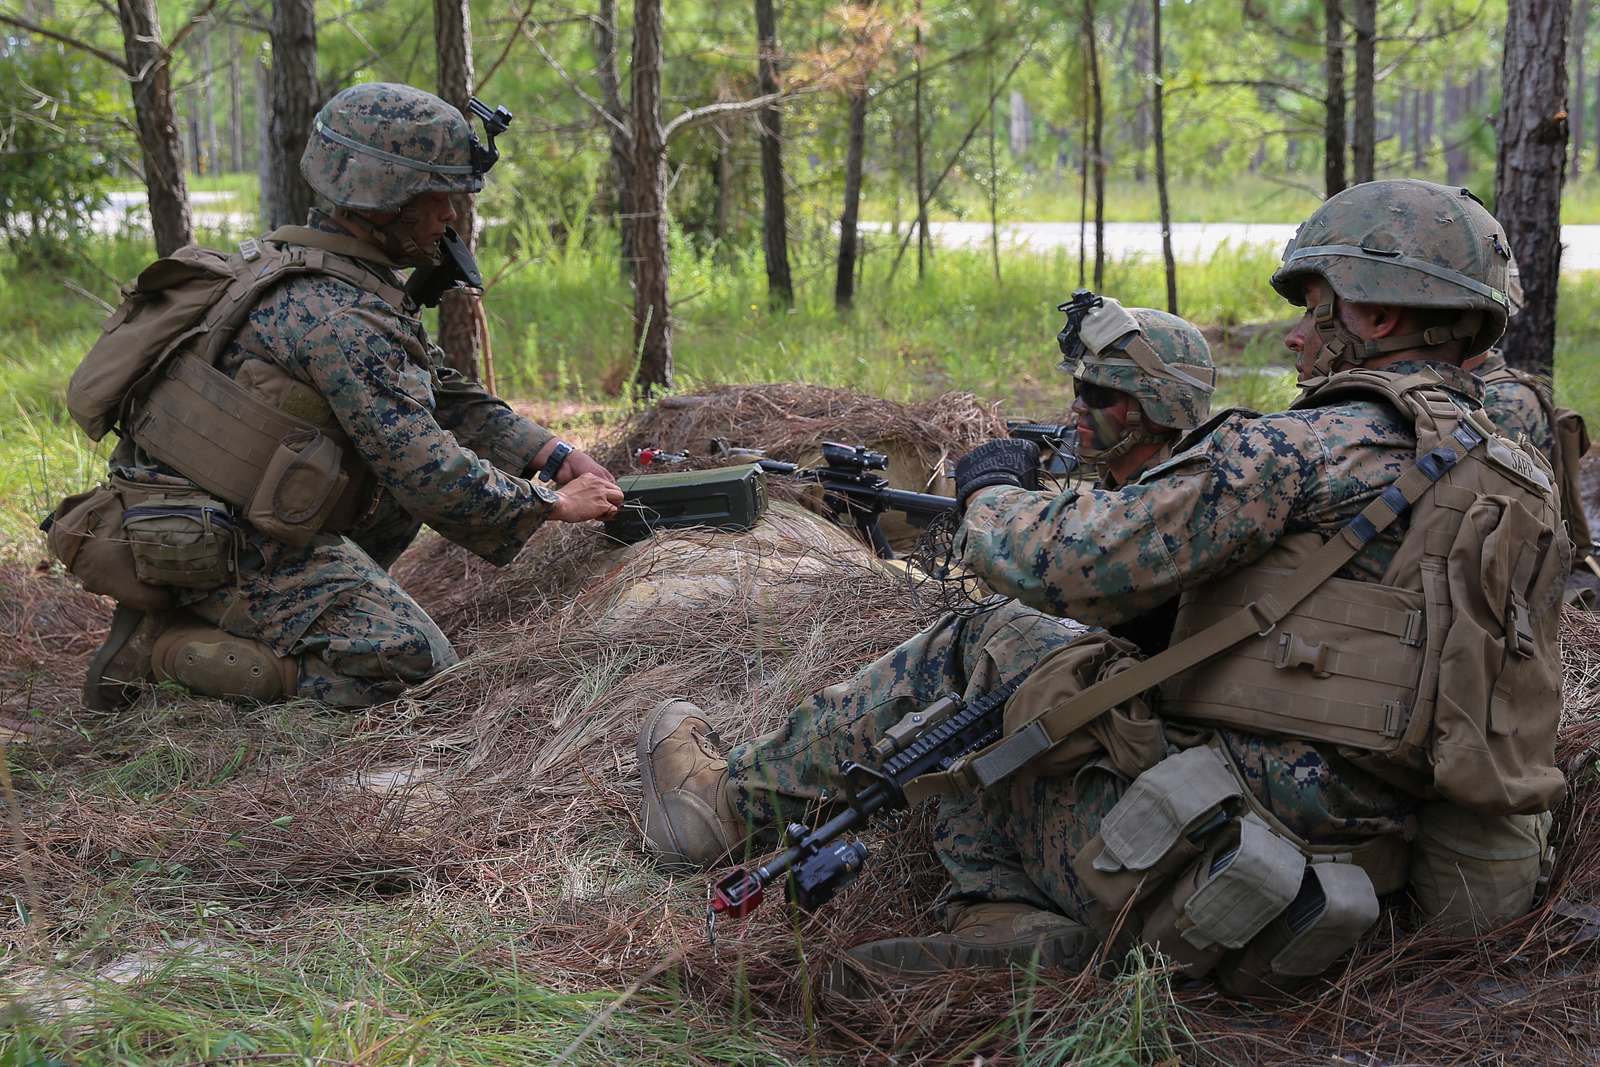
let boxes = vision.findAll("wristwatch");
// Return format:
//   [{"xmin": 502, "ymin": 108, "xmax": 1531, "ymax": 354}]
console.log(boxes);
[{"xmin": 537, "ymin": 441, "xmax": 574, "ymax": 482}]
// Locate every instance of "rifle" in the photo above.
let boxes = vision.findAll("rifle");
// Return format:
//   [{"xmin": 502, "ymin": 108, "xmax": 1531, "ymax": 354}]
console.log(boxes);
[
  {"xmin": 636, "ymin": 427, "xmax": 1079, "ymax": 560},
  {"xmin": 717, "ymin": 440, "xmax": 955, "ymax": 560},
  {"xmin": 1005, "ymin": 419, "xmax": 1080, "ymax": 478},
  {"xmin": 706, "ymin": 668, "xmax": 1035, "ymax": 931}
]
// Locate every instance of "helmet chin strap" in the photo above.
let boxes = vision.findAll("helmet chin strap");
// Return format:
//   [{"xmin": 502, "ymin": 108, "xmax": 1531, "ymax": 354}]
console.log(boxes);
[
  {"xmin": 1076, "ymin": 407, "xmax": 1171, "ymax": 484},
  {"xmin": 335, "ymin": 206, "xmax": 441, "ymax": 268},
  {"xmin": 1311, "ymin": 295, "xmax": 1483, "ymax": 376}
]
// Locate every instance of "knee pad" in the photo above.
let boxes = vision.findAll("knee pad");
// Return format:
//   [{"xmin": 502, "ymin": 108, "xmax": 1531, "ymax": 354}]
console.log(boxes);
[{"xmin": 151, "ymin": 624, "xmax": 299, "ymax": 702}]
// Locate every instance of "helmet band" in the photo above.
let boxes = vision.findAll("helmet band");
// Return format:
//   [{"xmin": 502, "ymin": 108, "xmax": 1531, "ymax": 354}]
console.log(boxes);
[
  {"xmin": 313, "ymin": 117, "xmax": 477, "ymax": 176},
  {"xmin": 1283, "ymin": 244, "xmax": 1509, "ymax": 307}
]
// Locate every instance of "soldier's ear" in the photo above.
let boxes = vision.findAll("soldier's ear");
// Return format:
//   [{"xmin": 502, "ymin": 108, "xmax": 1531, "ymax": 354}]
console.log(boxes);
[{"xmin": 1363, "ymin": 303, "xmax": 1407, "ymax": 340}]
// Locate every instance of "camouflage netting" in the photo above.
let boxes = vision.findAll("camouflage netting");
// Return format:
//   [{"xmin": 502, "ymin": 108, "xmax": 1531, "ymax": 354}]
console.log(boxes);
[{"xmin": 4, "ymin": 385, "xmax": 1600, "ymax": 1064}]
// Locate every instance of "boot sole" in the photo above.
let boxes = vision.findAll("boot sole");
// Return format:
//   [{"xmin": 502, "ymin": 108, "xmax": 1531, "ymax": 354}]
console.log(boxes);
[{"xmin": 83, "ymin": 604, "xmax": 148, "ymax": 712}]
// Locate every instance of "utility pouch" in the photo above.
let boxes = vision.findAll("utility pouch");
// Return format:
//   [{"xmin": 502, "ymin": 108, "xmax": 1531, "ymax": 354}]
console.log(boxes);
[
  {"xmin": 245, "ymin": 430, "xmax": 349, "ymax": 546},
  {"xmin": 1408, "ymin": 803, "xmax": 1545, "ymax": 934},
  {"xmin": 120, "ymin": 490, "xmax": 235, "ymax": 590},
  {"xmin": 1139, "ymin": 815, "xmax": 1307, "ymax": 978},
  {"xmin": 44, "ymin": 484, "xmax": 176, "ymax": 611},
  {"xmin": 1218, "ymin": 861, "xmax": 1379, "ymax": 996},
  {"xmin": 1073, "ymin": 746, "xmax": 1243, "ymax": 927}
]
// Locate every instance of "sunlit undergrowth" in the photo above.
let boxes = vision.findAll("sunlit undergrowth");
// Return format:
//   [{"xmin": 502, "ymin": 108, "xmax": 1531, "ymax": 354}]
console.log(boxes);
[{"xmin": 1, "ymin": 228, "xmax": 1594, "ymax": 562}]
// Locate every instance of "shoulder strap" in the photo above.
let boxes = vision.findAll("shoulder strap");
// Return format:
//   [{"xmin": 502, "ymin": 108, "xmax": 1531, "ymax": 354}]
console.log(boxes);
[
  {"xmin": 1293, "ymin": 367, "xmax": 1446, "ymax": 414},
  {"xmin": 913, "ymin": 417, "xmax": 1492, "ymax": 798},
  {"xmin": 265, "ymin": 224, "xmax": 403, "ymax": 270},
  {"xmin": 191, "ymin": 236, "xmax": 409, "ymax": 368}
]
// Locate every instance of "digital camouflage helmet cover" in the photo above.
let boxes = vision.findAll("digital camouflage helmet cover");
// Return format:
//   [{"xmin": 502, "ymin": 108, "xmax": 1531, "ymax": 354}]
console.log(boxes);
[
  {"xmin": 1270, "ymin": 179, "xmax": 1513, "ymax": 375},
  {"xmin": 1057, "ymin": 291, "xmax": 1215, "ymax": 466}
]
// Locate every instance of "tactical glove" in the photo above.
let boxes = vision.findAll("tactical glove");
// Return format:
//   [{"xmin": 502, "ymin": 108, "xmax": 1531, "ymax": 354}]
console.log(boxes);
[{"xmin": 954, "ymin": 439, "xmax": 1040, "ymax": 510}]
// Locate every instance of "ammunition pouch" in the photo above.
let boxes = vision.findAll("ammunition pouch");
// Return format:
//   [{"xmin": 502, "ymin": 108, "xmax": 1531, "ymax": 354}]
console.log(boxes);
[
  {"xmin": 1138, "ymin": 815, "xmax": 1307, "ymax": 977},
  {"xmin": 116, "ymin": 476, "xmax": 235, "ymax": 590},
  {"xmin": 1072, "ymin": 746, "xmax": 1244, "ymax": 931},
  {"xmin": 1218, "ymin": 861, "xmax": 1380, "ymax": 996},
  {"xmin": 1074, "ymin": 744, "xmax": 1383, "ymax": 990},
  {"xmin": 246, "ymin": 430, "xmax": 351, "ymax": 546},
  {"xmin": 131, "ymin": 355, "xmax": 374, "ymax": 543}
]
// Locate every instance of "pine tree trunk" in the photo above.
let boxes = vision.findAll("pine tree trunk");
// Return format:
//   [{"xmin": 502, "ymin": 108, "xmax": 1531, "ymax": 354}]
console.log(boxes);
[
  {"xmin": 1411, "ymin": 89, "xmax": 1426, "ymax": 170},
  {"xmin": 433, "ymin": 0, "xmax": 482, "ymax": 380},
  {"xmin": 1572, "ymin": 0, "xmax": 1590, "ymax": 178},
  {"xmin": 1397, "ymin": 89, "xmax": 1411, "ymax": 160},
  {"xmin": 117, "ymin": 0, "xmax": 192, "ymax": 254},
  {"xmin": 913, "ymin": 4, "xmax": 929, "ymax": 279},
  {"xmin": 266, "ymin": 0, "xmax": 317, "ymax": 228},
  {"xmin": 714, "ymin": 124, "xmax": 733, "ymax": 254},
  {"xmin": 1085, "ymin": 0, "xmax": 1105, "ymax": 290},
  {"xmin": 1152, "ymin": 0, "xmax": 1177, "ymax": 314},
  {"xmin": 1443, "ymin": 78, "xmax": 1469, "ymax": 183},
  {"xmin": 228, "ymin": 30, "xmax": 244, "ymax": 173},
  {"xmin": 1324, "ymin": 0, "xmax": 1347, "ymax": 196},
  {"xmin": 1351, "ymin": 0, "xmax": 1376, "ymax": 183},
  {"xmin": 987, "ymin": 23, "xmax": 1000, "ymax": 281},
  {"xmin": 629, "ymin": 0, "xmax": 672, "ymax": 393},
  {"xmin": 1131, "ymin": 1, "xmax": 1149, "ymax": 183},
  {"xmin": 1495, "ymin": 0, "xmax": 1571, "ymax": 378},
  {"xmin": 835, "ymin": 86, "xmax": 868, "ymax": 310},
  {"xmin": 188, "ymin": 109, "xmax": 202, "ymax": 175},
  {"xmin": 754, "ymin": 0, "xmax": 792, "ymax": 307},
  {"xmin": 255, "ymin": 54, "xmax": 272, "ymax": 224},
  {"xmin": 594, "ymin": 0, "xmax": 636, "ymax": 281}
]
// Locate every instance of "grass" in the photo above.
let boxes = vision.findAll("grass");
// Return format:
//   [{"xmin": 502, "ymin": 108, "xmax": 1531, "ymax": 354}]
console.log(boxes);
[
  {"xmin": 2, "ymin": 907, "xmax": 799, "ymax": 1066},
  {"xmin": 3, "ymin": 225, "xmax": 1597, "ymax": 562},
  {"xmin": 867, "ymin": 170, "xmax": 1600, "ymax": 225}
]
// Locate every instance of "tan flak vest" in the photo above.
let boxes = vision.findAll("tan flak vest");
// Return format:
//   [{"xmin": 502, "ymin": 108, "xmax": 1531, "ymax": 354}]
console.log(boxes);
[
  {"xmin": 66, "ymin": 226, "xmax": 411, "ymax": 539},
  {"xmin": 915, "ymin": 368, "xmax": 1569, "ymax": 819}
]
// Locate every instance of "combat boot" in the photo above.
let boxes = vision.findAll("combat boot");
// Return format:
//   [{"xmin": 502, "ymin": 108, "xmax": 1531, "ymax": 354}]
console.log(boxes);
[
  {"xmin": 83, "ymin": 604, "xmax": 170, "ymax": 711},
  {"xmin": 151, "ymin": 623, "xmax": 298, "ymax": 703},
  {"xmin": 637, "ymin": 699, "xmax": 747, "ymax": 869},
  {"xmin": 826, "ymin": 902, "xmax": 1094, "ymax": 996}
]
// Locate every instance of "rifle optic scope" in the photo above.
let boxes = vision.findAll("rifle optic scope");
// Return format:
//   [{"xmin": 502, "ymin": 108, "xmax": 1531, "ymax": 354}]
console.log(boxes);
[{"xmin": 820, "ymin": 441, "xmax": 889, "ymax": 471}]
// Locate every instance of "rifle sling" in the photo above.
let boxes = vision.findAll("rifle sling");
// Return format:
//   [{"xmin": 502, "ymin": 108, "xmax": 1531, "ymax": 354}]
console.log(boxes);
[{"xmin": 904, "ymin": 424, "xmax": 1482, "ymax": 801}]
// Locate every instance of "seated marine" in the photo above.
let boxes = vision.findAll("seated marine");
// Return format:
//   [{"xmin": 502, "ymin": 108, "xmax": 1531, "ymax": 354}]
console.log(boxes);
[
  {"xmin": 51, "ymin": 83, "xmax": 623, "ymax": 712},
  {"xmin": 637, "ymin": 298, "xmax": 1217, "ymax": 924},
  {"xmin": 637, "ymin": 180, "xmax": 1565, "ymax": 993}
]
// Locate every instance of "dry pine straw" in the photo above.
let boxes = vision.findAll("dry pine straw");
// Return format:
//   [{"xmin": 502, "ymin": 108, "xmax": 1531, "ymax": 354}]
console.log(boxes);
[{"xmin": 2, "ymin": 385, "xmax": 1598, "ymax": 1066}]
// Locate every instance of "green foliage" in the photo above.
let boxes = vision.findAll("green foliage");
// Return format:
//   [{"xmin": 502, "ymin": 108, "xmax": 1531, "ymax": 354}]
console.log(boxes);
[
  {"xmin": 1013, "ymin": 947, "xmax": 1194, "ymax": 1066},
  {"xmin": 2, "ymin": 913, "xmax": 792, "ymax": 1065},
  {"xmin": 0, "ymin": 41, "xmax": 121, "ymax": 256}
]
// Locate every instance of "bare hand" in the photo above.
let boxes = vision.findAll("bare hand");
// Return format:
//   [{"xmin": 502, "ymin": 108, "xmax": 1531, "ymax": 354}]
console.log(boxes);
[
  {"xmin": 550, "ymin": 472, "xmax": 624, "ymax": 523},
  {"xmin": 554, "ymin": 447, "xmax": 617, "ymax": 486}
]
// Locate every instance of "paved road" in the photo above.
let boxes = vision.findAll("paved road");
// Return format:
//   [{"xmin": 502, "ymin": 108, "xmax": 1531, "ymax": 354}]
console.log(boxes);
[
  {"xmin": 97, "ymin": 191, "xmax": 1600, "ymax": 272},
  {"xmin": 860, "ymin": 219, "xmax": 1600, "ymax": 272}
]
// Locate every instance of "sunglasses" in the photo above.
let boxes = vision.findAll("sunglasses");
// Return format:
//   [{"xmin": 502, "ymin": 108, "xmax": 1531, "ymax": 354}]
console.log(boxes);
[{"xmin": 1074, "ymin": 382, "xmax": 1125, "ymax": 410}]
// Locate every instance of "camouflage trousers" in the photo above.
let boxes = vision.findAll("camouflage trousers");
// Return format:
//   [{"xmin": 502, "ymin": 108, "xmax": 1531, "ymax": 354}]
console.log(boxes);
[
  {"xmin": 725, "ymin": 600, "xmax": 1416, "ymax": 924},
  {"xmin": 184, "ymin": 499, "xmax": 456, "ymax": 707},
  {"xmin": 724, "ymin": 599, "xmax": 1124, "ymax": 921}
]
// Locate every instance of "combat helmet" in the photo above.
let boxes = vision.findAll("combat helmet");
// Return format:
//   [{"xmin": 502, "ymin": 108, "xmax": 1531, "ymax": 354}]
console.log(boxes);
[
  {"xmin": 1056, "ymin": 292, "xmax": 1215, "ymax": 468},
  {"xmin": 301, "ymin": 83, "xmax": 486, "ymax": 214},
  {"xmin": 1271, "ymin": 179, "xmax": 1513, "ymax": 375}
]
